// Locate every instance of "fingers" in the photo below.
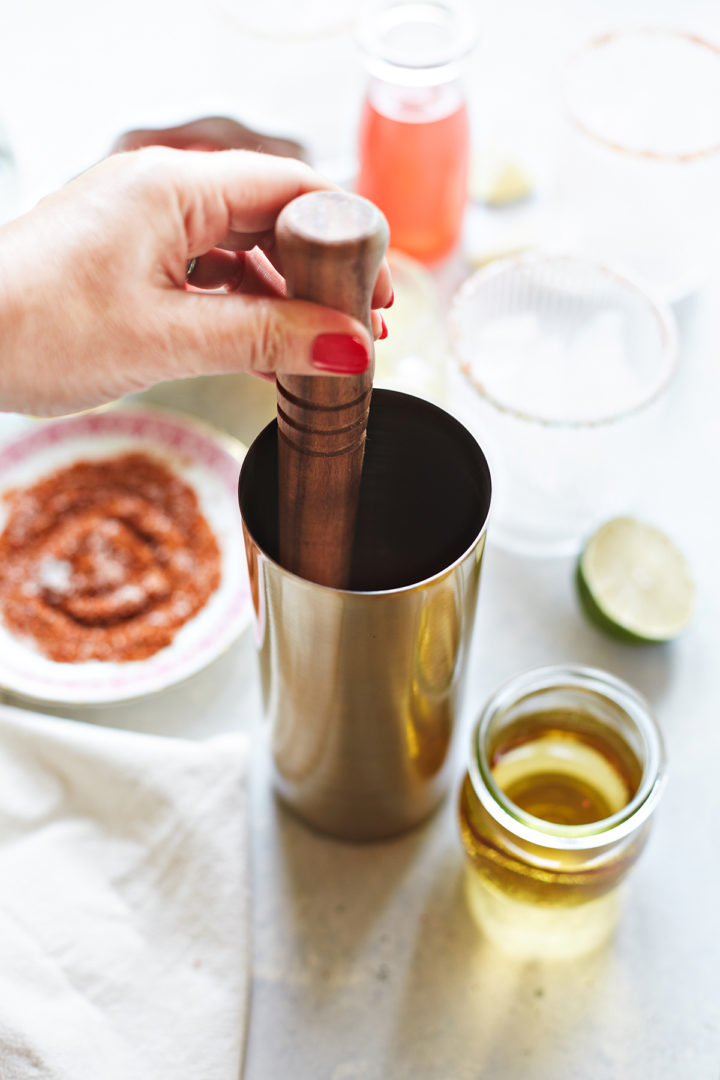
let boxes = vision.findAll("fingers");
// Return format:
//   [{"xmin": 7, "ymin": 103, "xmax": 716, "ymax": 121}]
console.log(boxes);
[
  {"xmin": 215, "ymin": 227, "xmax": 276, "ymax": 253},
  {"xmin": 188, "ymin": 248, "xmax": 286, "ymax": 297},
  {"xmin": 215, "ymin": 231, "xmax": 393, "ymax": 313},
  {"xmin": 109, "ymin": 147, "xmax": 393, "ymax": 314},
  {"xmin": 189, "ymin": 248, "xmax": 389, "ymax": 339},
  {"xmin": 71, "ymin": 148, "xmax": 395, "ymax": 312},
  {"xmin": 186, "ymin": 249, "xmax": 242, "ymax": 289},
  {"xmin": 87, "ymin": 147, "xmax": 334, "ymax": 275},
  {"xmin": 160, "ymin": 289, "xmax": 375, "ymax": 380},
  {"xmin": 371, "ymin": 261, "xmax": 393, "ymax": 310},
  {"xmin": 169, "ymin": 149, "xmax": 337, "ymax": 248},
  {"xmin": 162, "ymin": 149, "xmax": 394, "ymax": 307}
]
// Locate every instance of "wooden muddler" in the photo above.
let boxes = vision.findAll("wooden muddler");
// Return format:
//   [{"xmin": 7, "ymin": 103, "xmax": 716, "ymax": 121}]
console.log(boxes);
[{"xmin": 275, "ymin": 191, "xmax": 389, "ymax": 588}]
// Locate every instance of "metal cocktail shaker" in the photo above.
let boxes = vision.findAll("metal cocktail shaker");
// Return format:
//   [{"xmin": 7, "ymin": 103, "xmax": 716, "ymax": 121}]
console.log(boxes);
[{"xmin": 239, "ymin": 389, "xmax": 491, "ymax": 840}]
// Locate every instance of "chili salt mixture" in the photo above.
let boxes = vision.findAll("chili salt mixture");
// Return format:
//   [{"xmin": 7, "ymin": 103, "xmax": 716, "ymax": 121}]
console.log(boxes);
[{"xmin": 0, "ymin": 452, "xmax": 221, "ymax": 663}]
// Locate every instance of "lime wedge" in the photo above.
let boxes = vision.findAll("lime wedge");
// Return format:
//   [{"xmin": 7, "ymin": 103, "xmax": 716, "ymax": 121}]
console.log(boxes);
[{"xmin": 577, "ymin": 517, "xmax": 695, "ymax": 643}]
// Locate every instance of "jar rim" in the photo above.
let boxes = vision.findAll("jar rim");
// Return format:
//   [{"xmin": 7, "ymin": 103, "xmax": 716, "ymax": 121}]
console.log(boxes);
[{"xmin": 468, "ymin": 664, "xmax": 667, "ymax": 850}]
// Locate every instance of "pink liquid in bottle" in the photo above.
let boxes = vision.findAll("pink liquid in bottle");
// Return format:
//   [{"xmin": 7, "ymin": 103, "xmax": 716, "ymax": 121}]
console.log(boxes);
[
  {"xmin": 357, "ymin": 89, "xmax": 469, "ymax": 263},
  {"xmin": 355, "ymin": 0, "xmax": 475, "ymax": 264}
]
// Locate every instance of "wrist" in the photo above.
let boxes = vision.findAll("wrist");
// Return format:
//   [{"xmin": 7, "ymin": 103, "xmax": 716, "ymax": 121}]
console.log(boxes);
[{"xmin": 0, "ymin": 207, "xmax": 85, "ymax": 417}]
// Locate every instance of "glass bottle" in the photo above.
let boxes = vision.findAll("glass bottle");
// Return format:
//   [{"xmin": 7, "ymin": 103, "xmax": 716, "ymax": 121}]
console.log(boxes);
[
  {"xmin": 459, "ymin": 665, "xmax": 667, "ymax": 957},
  {"xmin": 355, "ymin": 0, "xmax": 476, "ymax": 263}
]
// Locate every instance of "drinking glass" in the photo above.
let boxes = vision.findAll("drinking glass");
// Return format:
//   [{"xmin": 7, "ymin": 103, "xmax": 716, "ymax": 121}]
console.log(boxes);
[
  {"xmin": 447, "ymin": 253, "xmax": 677, "ymax": 556},
  {"xmin": 373, "ymin": 249, "xmax": 448, "ymax": 403},
  {"xmin": 558, "ymin": 28, "xmax": 720, "ymax": 303}
]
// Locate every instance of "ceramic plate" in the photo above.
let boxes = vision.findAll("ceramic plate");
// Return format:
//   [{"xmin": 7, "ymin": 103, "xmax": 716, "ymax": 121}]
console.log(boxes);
[{"xmin": 0, "ymin": 407, "xmax": 251, "ymax": 705}]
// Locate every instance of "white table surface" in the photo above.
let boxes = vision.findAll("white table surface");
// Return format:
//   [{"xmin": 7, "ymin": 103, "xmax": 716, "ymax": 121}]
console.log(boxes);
[{"xmin": 1, "ymin": 1, "xmax": 719, "ymax": 1077}]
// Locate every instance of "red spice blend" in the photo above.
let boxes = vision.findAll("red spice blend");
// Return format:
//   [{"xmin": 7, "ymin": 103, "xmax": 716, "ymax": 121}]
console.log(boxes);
[{"xmin": 0, "ymin": 452, "xmax": 221, "ymax": 663}]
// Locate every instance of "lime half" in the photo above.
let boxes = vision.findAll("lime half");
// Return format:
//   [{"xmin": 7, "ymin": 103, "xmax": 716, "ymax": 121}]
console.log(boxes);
[{"xmin": 577, "ymin": 517, "xmax": 695, "ymax": 643}]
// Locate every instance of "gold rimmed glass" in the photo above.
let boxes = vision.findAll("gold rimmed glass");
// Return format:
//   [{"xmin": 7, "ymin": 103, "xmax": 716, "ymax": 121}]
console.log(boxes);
[
  {"xmin": 447, "ymin": 252, "xmax": 677, "ymax": 557},
  {"xmin": 559, "ymin": 28, "xmax": 720, "ymax": 302}
]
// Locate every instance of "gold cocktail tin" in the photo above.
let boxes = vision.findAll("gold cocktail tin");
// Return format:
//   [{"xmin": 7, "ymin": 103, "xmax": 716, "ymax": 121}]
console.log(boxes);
[{"xmin": 239, "ymin": 389, "xmax": 491, "ymax": 841}]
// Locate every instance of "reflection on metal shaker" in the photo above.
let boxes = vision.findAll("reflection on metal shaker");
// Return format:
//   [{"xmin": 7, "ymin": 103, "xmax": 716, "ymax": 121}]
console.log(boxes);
[{"xmin": 239, "ymin": 390, "xmax": 491, "ymax": 840}]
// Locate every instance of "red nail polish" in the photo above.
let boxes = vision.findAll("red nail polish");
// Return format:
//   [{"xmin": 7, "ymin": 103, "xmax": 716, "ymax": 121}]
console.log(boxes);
[
  {"xmin": 384, "ymin": 290, "xmax": 394, "ymax": 309},
  {"xmin": 379, "ymin": 316, "xmax": 389, "ymax": 340},
  {"xmin": 311, "ymin": 334, "xmax": 369, "ymax": 374}
]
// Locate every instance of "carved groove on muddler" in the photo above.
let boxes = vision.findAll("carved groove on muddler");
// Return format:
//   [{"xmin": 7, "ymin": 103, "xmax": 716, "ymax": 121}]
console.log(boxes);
[
  {"xmin": 275, "ymin": 191, "xmax": 389, "ymax": 587},
  {"xmin": 276, "ymin": 408, "xmax": 370, "ymax": 455},
  {"xmin": 277, "ymin": 383, "xmax": 371, "ymax": 413}
]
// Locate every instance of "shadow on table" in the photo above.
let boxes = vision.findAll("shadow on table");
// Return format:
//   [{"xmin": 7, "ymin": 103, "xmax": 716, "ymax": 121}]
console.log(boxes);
[
  {"xmin": 268, "ymin": 794, "xmax": 435, "ymax": 992},
  {"xmin": 385, "ymin": 858, "xmax": 620, "ymax": 1080},
  {"xmin": 248, "ymin": 741, "xmax": 659, "ymax": 1079}
]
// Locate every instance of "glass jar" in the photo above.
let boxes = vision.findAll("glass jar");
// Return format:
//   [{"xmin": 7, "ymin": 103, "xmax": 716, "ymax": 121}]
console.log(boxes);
[
  {"xmin": 373, "ymin": 249, "xmax": 449, "ymax": 403},
  {"xmin": 355, "ymin": 0, "xmax": 476, "ymax": 263},
  {"xmin": 459, "ymin": 665, "xmax": 667, "ymax": 957}
]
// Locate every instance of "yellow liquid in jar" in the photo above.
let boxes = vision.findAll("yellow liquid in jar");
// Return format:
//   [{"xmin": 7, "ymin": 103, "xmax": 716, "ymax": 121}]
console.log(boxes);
[
  {"xmin": 459, "ymin": 708, "xmax": 647, "ymax": 956},
  {"xmin": 491, "ymin": 727, "xmax": 633, "ymax": 826}
]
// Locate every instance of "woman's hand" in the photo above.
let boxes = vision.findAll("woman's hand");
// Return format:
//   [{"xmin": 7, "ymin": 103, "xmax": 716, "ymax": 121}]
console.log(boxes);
[{"xmin": 0, "ymin": 148, "xmax": 392, "ymax": 416}]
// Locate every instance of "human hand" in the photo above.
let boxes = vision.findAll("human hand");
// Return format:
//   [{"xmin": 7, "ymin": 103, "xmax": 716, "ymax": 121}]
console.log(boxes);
[{"xmin": 0, "ymin": 148, "xmax": 392, "ymax": 417}]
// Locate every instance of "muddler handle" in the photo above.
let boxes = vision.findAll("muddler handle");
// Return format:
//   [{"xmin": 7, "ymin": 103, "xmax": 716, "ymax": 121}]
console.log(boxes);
[{"xmin": 275, "ymin": 191, "xmax": 389, "ymax": 587}]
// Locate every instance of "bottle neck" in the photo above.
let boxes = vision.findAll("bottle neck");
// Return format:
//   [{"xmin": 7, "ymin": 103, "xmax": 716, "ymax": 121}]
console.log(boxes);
[{"xmin": 365, "ymin": 74, "xmax": 466, "ymax": 124}]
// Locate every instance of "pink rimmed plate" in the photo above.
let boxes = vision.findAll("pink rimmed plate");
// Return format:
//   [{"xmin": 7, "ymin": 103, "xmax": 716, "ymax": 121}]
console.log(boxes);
[{"xmin": 0, "ymin": 406, "xmax": 251, "ymax": 705}]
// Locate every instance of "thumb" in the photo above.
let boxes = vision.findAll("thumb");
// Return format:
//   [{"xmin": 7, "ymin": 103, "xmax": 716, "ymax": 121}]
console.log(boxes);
[{"xmin": 159, "ymin": 289, "xmax": 373, "ymax": 378}]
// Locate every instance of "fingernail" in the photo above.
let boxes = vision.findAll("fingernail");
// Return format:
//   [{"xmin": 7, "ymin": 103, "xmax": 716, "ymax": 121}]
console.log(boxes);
[
  {"xmin": 379, "ymin": 316, "xmax": 389, "ymax": 340},
  {"xmin": 311, "ymin": 334, "xmax": 369, "ymax": 374},
  {"xmin": 384, "ymin": 290, "xmax": 394, "ymax": 308}
]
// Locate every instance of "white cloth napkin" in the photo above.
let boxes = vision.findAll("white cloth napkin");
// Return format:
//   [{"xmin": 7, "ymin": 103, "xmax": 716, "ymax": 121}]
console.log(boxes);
[{"xmin": 0, "ymin": 703, "xmax": 250, "ymax": 1080}]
